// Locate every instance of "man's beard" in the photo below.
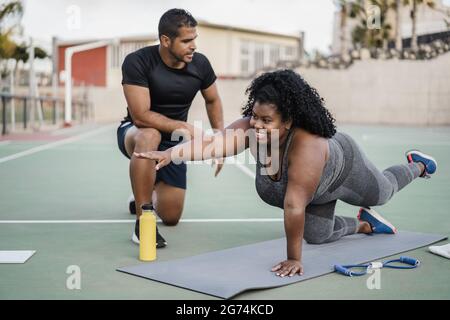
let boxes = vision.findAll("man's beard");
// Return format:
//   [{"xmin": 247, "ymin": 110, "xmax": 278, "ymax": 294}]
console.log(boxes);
[{"xmin": 168, "ymin": 47, "xmax": 187, "ymax": 63}]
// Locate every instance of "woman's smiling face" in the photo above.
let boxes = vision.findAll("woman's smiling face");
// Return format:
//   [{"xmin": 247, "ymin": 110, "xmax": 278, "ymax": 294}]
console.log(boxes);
[{"xmin": 249, "ymin": 101, "xmax": 292, "ymax": 145}]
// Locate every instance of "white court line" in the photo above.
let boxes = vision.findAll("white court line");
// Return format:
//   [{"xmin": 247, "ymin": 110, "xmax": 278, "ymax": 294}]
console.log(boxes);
[
  {"xmin": 0, "ymin": 124, "xmax": 114, "ymax": 164},
  {"xmin": 0, "ymin": 218, "xmax": 283, "ymax": 224},
  {"xmin": 0, "ymin": 140, "xmax": 11, "ymax": 147}
]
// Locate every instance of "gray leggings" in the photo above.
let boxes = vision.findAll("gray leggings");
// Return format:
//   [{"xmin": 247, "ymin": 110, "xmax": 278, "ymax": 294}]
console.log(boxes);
[{"xmin": 303, "ymin": 133, "xmax": 422, "ymax": 244}]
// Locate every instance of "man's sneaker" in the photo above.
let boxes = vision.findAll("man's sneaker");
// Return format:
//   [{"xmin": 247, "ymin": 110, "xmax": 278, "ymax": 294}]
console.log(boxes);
[
  {"xmin": 358, "ymin": 207, "xmax": 397, "ymax": 234},
  {"xmin": 132, "ymin": 220, "xmax": 167, "ymax": 248},
  {"xmin": 128, "ymin": 195, "xmax": 136, "ymax": 215},
  {"xmin": 405, "ymin": 150, "xmax": 437, "ymax": 179}
]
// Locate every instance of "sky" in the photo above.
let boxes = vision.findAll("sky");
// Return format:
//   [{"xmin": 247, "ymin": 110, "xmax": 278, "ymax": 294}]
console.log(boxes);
[{"xmin": 20, "ymin": 0, "xmax": 336, "ymax": 53}]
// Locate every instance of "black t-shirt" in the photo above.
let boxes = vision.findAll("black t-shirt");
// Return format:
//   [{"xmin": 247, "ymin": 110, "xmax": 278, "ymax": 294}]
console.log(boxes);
[{"xmin": 121, "ymin": 45, "xmax": 216, "ymax": 142}]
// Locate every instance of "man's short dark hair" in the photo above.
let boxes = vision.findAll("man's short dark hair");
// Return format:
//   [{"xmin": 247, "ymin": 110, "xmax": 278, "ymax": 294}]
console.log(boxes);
[{"xmin": 158, "ymin": 8, "xmax": 197, "ymax": 39}]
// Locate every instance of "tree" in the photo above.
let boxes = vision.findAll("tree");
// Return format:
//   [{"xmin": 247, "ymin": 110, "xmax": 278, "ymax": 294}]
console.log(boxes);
[
  {"xmin": 0, "ymin": 1, "xmax": 23, "ymax": 80},
  {"xmin": 0, "ymin": 1, "xmax": 48, "ymax": 83},
  {"xmin": 349, "ymin": 0, "xmax": 393, "ymax": 50},
  {"xmin": 9, "ymin": 44, "xmax": 48, "ymax": 86},
  {"xmin": 0, "ymin": 1, "xmax": 23, "ymax": 59},
  {"xmin": 408, "ymin": 0, "xmax": 436, "ymax": 51},
  {"xmin": 394, "ymin": 0, "xmax": 403, "ymax": 50},
  {"xmin": 335, "ymin": 0, "xmax": 350, "ymax": 56}
]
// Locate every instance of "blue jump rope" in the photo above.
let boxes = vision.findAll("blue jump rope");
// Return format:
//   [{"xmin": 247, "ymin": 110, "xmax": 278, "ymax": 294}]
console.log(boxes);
[{"xmin": 334, "ymin": 256, "xmax": 420, "ymax": 277}]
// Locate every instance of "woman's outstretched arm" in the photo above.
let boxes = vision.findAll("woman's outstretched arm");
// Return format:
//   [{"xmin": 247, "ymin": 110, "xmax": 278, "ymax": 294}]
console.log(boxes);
[{"xmin": 134, "ymin": 117, "xmax": 252, "ymax": 169}]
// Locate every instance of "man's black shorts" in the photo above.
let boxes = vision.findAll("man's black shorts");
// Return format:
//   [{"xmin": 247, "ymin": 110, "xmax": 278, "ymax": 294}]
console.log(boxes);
[{"xmin": 116, "ymin": 121, "xmax": 187, "ymax": 189}]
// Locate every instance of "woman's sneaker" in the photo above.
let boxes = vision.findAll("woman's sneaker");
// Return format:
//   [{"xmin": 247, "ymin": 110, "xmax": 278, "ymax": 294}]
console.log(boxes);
[
  {"xmin": 132, "ymin": 220, "xmax": 167, "ymax": 248},
  {"xmin": 358, "ymin": 207, "xmax": 397, "ymax": 234},
  {"xmin": 405, "ymin": 150, "xmax": 437, "ymax": 179}
]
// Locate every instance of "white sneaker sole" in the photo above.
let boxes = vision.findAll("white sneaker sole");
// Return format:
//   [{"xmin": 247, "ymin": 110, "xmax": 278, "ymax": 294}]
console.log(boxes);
[
  {"xmin": 358, "ymin": 207, "xmax": 397, "ymax": 233},
  {"xmin": 131, "ymin": 232, "xmax": 140, "ymax": 244}
]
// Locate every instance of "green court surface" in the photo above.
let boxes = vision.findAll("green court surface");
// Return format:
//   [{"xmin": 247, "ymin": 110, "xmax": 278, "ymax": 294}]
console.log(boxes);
[{"xmin": 0, "ymin": 123, "xmax": 449, "ymax": 300}]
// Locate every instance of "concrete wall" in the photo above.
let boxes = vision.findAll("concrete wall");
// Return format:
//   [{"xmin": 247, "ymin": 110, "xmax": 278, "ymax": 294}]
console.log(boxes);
[
  {"xmin": 190, "ymin": 52, "xmax": 450, "ymax": 127},
  {"xmin": 188, "ymin": 78, "xmax": 251, "ymax": 127},
  {"xmin": 28, "ymin": 51, "xmax": 448, "ymax": 126},
  {"xmin": 89, "ymin": 86, "xmax": 127, "ymax": 123},
  {"xmin": 297, "ymin": 52, "xmax": 450, "ymax": 125}
]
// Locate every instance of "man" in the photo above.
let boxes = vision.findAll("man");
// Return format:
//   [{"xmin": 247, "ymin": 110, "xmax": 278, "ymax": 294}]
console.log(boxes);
[{"xmin": 117, "ymin": 8, "xmax": 224, "ymax": 248}]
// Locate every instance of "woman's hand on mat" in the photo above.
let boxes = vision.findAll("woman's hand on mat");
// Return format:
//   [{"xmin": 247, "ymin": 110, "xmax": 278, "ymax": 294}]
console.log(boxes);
[
  {"xmin": 133, "ymin": 150, "xmax": 171, "ymax": 170},
  {"xmin": 271, "ymin": 259, "xmax": 304, "ymax": 277}
]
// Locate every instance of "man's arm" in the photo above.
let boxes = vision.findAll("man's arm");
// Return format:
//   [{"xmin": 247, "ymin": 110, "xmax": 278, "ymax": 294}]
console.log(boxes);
[
  {"xmin": 201, "ymin": 83, "xmax": 224, "ymax": 131},
  {"xmin": 201, "ymin": 82, "xmax": 225, "ymax": 176},
  {"xmin": 123, "ymin": 84, "xmax": 195, "ymax": 136}
]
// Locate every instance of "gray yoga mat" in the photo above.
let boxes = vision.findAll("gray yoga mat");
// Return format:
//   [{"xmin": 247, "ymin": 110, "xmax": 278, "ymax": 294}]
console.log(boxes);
[{"xmin": 117, "ymin": 231, "xmax": 446, "ymax": 299}]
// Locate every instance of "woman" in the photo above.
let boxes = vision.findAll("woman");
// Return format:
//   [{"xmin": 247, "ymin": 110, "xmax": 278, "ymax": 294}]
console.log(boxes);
[{"xmin": 134, "ymin": 70, "xmax": 437, "ymax": 277}]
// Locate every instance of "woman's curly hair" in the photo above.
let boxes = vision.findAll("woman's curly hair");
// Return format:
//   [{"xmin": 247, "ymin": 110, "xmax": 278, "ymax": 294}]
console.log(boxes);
[{"xmin": 242, "ymin": 69, "xmax": 336, "ymax": 138}]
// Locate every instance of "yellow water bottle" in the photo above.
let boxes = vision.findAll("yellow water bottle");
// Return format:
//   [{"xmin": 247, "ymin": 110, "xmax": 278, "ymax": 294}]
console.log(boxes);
[{"xmin": 139, "ymin": 203, "xmax": 156, "ymax": 261}]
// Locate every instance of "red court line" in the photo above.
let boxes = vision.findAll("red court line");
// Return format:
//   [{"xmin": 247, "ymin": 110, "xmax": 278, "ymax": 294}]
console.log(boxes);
[{"xmin": 0, "ymin": 132, "xmax": 66, "ymax": 142}]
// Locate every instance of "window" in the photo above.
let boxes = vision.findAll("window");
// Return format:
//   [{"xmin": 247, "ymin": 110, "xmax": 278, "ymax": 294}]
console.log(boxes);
[
  {"xmin": 270, "ymin": 45, "xmax": 280, "ymax": 66},
  {"xmin": 110, "ymin": 41, "xmax": 153, "ymax": 68},
  {"xmin": 240, "ymin": 40, "xmax": 251, "ymax": 74},
  {"xmin": 283, "ymin": 46, "xmax": 297, "ymax": 59},
  {"xmin": 254, "ymin": 43, "xmax": 264, "ymax": 72},
  {"xmin": 240, "ymin": 40, "xmax": 297, "ymax": 75}
]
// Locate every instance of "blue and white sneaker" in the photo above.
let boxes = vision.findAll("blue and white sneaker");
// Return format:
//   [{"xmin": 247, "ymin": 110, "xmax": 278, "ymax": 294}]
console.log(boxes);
[
  {"xmin": 358, "ymin": 207, "xmax": 397, "ymax": 234},
  {"xmin": 405, "ymin": 150, "xmax": 437, "ymax": 179}
]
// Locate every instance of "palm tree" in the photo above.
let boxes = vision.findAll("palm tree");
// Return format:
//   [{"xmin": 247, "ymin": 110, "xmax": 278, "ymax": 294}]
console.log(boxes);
[
  {"xmin": 410, "ymin": 0, "xmax": 419, "ymax": 50},
  {"xmin": 408, "ymin": 0, "xmax": 436, "ymax": 51},
  {"xmin": 0, "ymin": 1, "xmax": 23, "ymax": 80},
  {"xmin": 0, "ymin": 1, "xmax": 22, "ymax": 21},
  {"xmin": 349, "ymin": 0, "xmax": 393, "ymax": 50},
  {"xmin": 0, "ymin": 1, "xmax": 23, "ymax": 50},
  {"xmin": 395, "ymin": 0, "xmax": 403, "ymax": 50},
  {"xmin": 335, "ymin": 0, "xmax": 350, "ymax": 56},
  {"xmin": 349, "ymin": 0, "xmax": 370, "ymax": 48}
]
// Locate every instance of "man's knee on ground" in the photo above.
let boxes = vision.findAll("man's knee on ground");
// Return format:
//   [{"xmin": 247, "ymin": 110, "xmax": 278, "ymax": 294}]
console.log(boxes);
[
  {"xmin": 133, "ymin": 128, "xmax": 161, "ymax": 151},
  {"xmin": 159, "ymin": 207, "xmax": 183, "ymax": 226},
  {"xmin": 161, "ymin": 216, "xmax": 181, "ymax": 226}
]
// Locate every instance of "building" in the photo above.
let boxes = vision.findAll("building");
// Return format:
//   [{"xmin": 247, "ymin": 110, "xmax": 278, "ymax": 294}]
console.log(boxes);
[
  {"xmin": 55, "ymin": 21, "xmax": 304, "ymax": 88},
  {"xmin": 194, "ymin": 20, "xmax": 304, "ymax": 78},
  {"xmin": 331, "ymin": 0, "xmax": 450, "ymax": 54}
]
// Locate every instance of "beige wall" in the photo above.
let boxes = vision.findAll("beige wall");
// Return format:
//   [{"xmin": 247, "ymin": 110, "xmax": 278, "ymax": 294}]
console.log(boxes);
[
  {"xmin": 31, "ymin": 51, "xmax": 448, "ymax": 126},
  {"xmin": 297, "ymin": 52, "xmax": 450, "ymax": 125},
  {"xmin": 196, "ymin": 25, "xmax": 301, "ymax": 77},
  {"xmin": 195, "ymin": 26, "xmax": 234, "ymax": 76},
  {"xmin": 189, "ymin": 52, "xmax": 450, "ymax": 126},
  {"xmin": 188, "ymin": 78, "xmax": 251, "ymax": 126}
]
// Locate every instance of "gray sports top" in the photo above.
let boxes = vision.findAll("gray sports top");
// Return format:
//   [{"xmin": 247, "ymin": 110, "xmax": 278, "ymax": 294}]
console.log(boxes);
[{"xmin": 255, "ymin": 130, "xmax": 349, "ymax": 209}]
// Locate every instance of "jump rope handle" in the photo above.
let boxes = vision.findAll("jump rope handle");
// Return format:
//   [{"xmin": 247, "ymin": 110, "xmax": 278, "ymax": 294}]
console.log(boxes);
[
  {"xmin": 334, "ymin": 256, "xmax": 420, "ymax": 276},
  {"xmin": 399, "ymin": 256, "xmax": 420, "ymax": 267},
  {"xmin": 334, "ymin": 264, "xmax": 353, "ymax": 277}
]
